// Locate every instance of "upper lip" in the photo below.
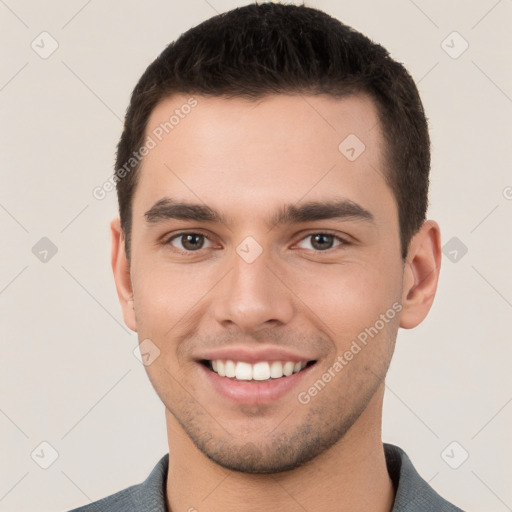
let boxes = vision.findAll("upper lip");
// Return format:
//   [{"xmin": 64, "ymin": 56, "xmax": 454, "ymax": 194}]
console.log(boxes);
[{"xmin": 196, "ymin": 346, "xmax": 318, "ymax": 364}]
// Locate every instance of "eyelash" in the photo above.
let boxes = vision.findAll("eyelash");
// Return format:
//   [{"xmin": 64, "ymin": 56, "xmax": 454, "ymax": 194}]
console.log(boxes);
[{"xmin": 162, "ymin": 230, "xmax": 350, "ymax": 254}]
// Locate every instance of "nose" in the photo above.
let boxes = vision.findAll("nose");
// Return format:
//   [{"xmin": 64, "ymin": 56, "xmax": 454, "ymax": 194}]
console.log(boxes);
[{"xmin": 213, "ymin": 248, "xmax": 295, "ymax": 333}]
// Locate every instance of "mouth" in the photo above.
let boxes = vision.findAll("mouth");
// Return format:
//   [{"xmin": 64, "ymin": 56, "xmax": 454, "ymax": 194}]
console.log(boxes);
[
  {"xmin": 199, "ymin": 359, "xmax": 317, "ymax": 382},
  {"xmin": 196, "ymin": 350, "xmax": 320, "ymax": 405}
]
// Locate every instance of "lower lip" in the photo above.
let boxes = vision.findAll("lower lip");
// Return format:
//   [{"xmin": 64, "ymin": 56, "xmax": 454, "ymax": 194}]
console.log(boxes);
[{"xmin": 198, "ymin": 362, "xmax": 316, "ymax": 405}]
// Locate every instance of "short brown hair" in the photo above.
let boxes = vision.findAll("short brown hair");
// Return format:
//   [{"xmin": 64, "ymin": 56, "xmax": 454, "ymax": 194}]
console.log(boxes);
[{"xmin": 115, "ymin": 3, "xmax": 430, "ymax": 260}]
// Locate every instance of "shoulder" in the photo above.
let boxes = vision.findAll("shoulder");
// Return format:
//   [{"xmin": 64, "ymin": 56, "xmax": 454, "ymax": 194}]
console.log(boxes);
[
  {"xmin": 66, "ymin": 483, "xmax": 140, "ymax": 512},
  {"xmin": 384, "ymin": 443, "xmax": 465, "ymax": 512},
  {"xmin": 64, "ymin": 454, "xmax": 169, "ymax": 512}
]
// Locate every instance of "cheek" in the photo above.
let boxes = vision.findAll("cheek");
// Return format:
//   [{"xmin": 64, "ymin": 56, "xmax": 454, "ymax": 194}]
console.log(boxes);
[
  {"xmin": 291, "ymin": 261, "xmax": 402, "ymax": 340},
  {"xmin": 130, "ymin": 258, "xmax": 219, "ymax": 331}
]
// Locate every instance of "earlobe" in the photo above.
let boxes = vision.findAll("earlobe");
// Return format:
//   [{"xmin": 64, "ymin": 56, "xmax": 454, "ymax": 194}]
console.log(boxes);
[
  {"xmin": 110, "ymin": 218, "xmax": 137, "ymax": 332},
  {"xmin": 399, "ymin": 220, "xmax": 442, "ymax": 329}
]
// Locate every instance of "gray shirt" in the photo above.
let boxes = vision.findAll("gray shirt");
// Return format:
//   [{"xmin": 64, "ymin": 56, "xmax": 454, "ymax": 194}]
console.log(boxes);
[{"xmin": 66, "ymin": 444, "xmax": 465, "ymax": 511}]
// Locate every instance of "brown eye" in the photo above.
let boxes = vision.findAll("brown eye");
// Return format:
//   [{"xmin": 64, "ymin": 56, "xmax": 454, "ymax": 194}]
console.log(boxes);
[{"xmin": 169, "ymin": 233, "xmax": 211, "ymax": 251}]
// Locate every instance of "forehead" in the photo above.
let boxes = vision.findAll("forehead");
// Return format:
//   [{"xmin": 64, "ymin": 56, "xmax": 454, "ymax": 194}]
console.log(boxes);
[{"xmin": 133, "ymin": 93, "xmax": 393, "ymax": 223}]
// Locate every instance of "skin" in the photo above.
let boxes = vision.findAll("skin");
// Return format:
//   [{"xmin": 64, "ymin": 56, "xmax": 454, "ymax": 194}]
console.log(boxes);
[{"xmin": 111, "ymin": 93, "xmax": 441, "ymax": 512}]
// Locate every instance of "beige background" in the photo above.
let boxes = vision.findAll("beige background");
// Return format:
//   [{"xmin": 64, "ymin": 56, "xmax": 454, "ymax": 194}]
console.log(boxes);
[{"xmin": 1, "ymin": 1, "xmax": 511, "ymax": 511}]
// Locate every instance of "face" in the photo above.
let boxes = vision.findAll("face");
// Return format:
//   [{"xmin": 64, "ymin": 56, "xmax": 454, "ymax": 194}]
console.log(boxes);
[{"xmin": 116, "ymin": 93, "xmax": 409, "ymax": 473}]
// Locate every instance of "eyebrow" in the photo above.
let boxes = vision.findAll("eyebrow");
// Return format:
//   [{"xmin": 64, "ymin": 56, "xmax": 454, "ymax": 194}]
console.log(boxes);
[
  {"xmin": 145, "ymin": 198, "xmax": 223, "ymax": 224},
  {"xmin": 270, "ymin": 199, "xmax": 374, "ymax": 226},
  {"xmin": 144, "ymin": 197, "xmax": 374, "ymax": 226}
]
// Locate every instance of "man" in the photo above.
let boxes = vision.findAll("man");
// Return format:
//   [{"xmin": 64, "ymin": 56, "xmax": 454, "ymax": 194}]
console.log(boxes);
[{"xmin": 69, "ymin": 3, "xmax": 464, "ymax": 511}]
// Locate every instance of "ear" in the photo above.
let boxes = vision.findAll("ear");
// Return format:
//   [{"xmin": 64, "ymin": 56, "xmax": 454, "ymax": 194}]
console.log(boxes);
[
  {"xmin": 110, "ymin": 217, "xmax": 137, "ymax": 332},
  {"xmin": 399, "ymin": 220, "xmax": 442, "ymax": 329}
]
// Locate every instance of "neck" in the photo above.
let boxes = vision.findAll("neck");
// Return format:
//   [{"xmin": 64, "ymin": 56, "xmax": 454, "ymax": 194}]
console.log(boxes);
[{"xmin": 165, "ymin": 386, "xmax": 394, "ymax": 512}]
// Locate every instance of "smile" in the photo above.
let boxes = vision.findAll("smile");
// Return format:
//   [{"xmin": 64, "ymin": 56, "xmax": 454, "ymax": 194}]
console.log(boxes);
[{"xmin": 203, "ymin": 359, "xmax": 316, "ymax": 381}]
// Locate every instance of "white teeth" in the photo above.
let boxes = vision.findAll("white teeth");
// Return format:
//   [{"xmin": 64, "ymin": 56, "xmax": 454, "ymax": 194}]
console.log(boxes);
[
  {"xmin": 270, "ymin": 361, "xmax": 283, "ymax": 378},
  {"xmin": 208, "ymin": 359, "xmax": 311, "ymax": 381},
  {"xmin": 283, "ymin": 361, "xmax": 295, "ymax": 376},
  {"xmin": 225, "ymin": 360, "xmax": 236, "ymax": 378},
  {"xmin": 235, "ymin": 361, "xmax": 252, "ymax": 380},
  {"xmin": 252, "ymin": 362, "xmax": 270, "ymax": 380}
]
